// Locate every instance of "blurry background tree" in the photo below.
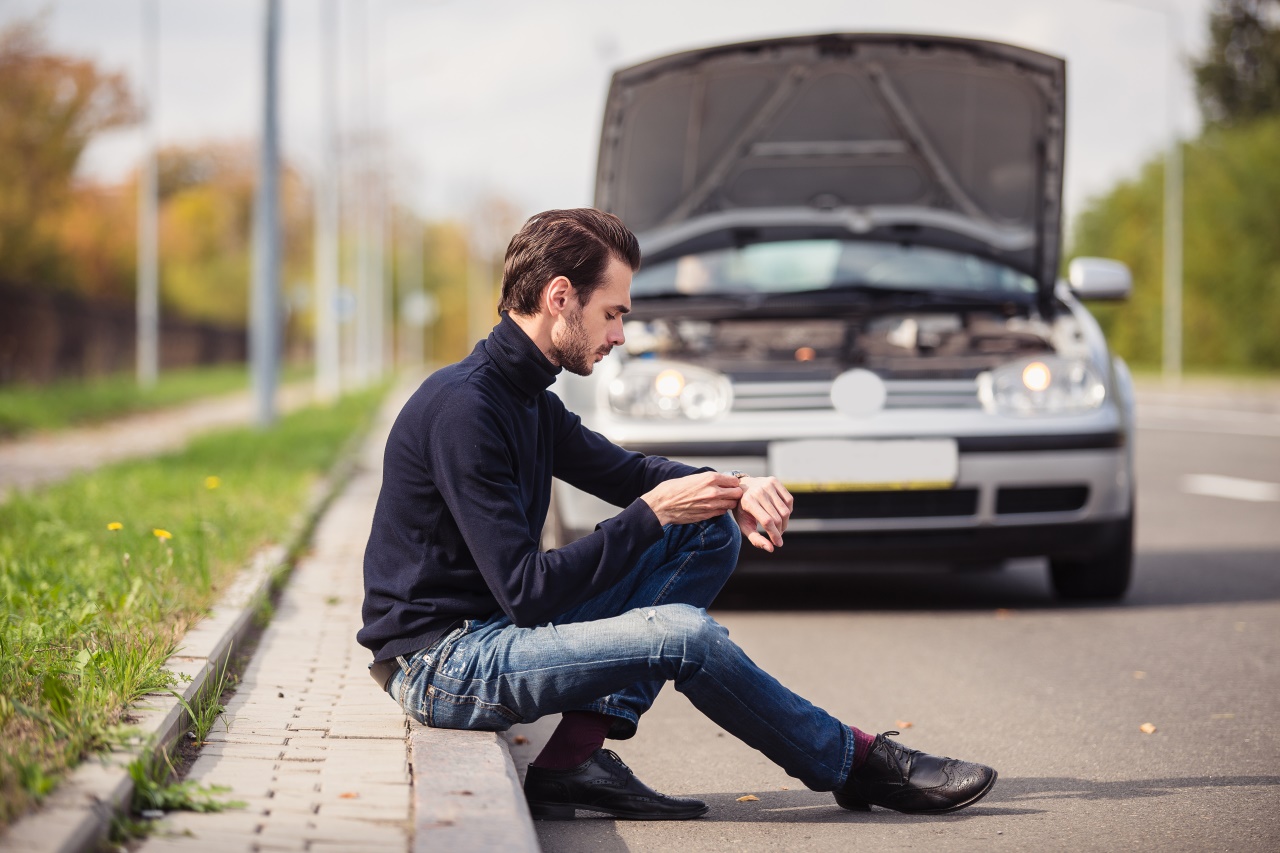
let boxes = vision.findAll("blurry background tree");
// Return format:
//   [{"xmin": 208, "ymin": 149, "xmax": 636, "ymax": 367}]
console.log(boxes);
[
  {"xmin": 1070, "ymin": 0, "xmax": 1280, "ymax": 373},
  {"xmin": 0, "ymin": 17, "xmax": 135, "ymax": 288},
  {"xmin": 157, "ymin": 143, "xmax": 311, "ymax": 327},
  {"xmin": 1193, "ymin": 0, "xmax": 1280, "ymax": 126}
]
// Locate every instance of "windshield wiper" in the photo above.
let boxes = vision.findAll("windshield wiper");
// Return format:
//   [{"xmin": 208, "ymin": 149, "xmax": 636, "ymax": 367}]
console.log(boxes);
[
  {"xmin": 768, "ymin": 282, "xmax": 1030, "ymax": 306},
  {"xmin": 631, "ymin": 290, "xmax": 758, "ymax": 303}
]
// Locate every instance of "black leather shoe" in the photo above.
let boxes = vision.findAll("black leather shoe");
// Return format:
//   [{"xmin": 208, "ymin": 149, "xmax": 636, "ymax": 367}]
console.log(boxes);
[
  {"xmin": 836, "ymin": 732, "xmax": 997, "ymax": 815},
  {"xmin": 524, "ymin": 748, "xmax": 709, "ymax": 820}
]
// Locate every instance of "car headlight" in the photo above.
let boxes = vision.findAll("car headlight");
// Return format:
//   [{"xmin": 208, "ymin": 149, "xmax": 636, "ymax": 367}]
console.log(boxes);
[
  {"xmin": 977, "ymin": 356, "xmax": 1106, "ymax": 415},
  {"xmin": 606, "ymin": 361, "xmax": 733, "ymax": 421}
]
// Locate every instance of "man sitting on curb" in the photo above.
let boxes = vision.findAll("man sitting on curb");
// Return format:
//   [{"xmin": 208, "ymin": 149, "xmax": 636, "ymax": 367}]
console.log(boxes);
[{"xmin": 357, "ymin": 208, "xmax": 997, "ymax": 820}]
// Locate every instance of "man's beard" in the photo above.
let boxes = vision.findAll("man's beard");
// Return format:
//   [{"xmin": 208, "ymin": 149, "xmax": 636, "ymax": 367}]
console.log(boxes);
[{"xmin": 550, "ymin": 306, "xmax": 607, "ymax": 377}]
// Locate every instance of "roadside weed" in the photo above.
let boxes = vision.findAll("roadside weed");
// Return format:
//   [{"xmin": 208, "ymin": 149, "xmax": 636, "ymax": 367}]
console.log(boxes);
[
  {"xmin": 171, "ymin": 655, "xmax": 233, "ymax": 746},
  {"xmin": 113, "ymin": 749, "xmax": 245, "ymax": 844}
]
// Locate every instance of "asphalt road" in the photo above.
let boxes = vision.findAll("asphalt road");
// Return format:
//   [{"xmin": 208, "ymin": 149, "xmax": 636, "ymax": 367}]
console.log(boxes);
[{"xmin": 512, "ymin": 388, "xmax": 1280, "ymax": 852}]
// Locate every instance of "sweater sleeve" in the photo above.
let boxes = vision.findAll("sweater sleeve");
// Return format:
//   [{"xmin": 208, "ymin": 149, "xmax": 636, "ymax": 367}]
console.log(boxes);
[
  {"xmin": 548, "ymin": 393, "xmax": 704, "ymax": 507},
  {"xmin": 426, "ymin": 390, "xmax": 665, "ymax": 628}
]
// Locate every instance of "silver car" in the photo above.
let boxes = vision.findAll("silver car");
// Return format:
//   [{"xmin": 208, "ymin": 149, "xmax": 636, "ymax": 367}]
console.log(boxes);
[{"xmin": 549, "ymin": 33, "xmax": 1137, "ymax": 600}]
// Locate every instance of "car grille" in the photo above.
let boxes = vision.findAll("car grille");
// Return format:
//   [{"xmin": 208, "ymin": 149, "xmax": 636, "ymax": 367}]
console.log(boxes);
[
  {"xmin": 731, "ymin": 378, "xmax": 981, "ymax": 412},
  {"xmin": 995, "ymin": 486, "xmax": 1090, "ymax": 515},
  {"xmin": 793, "ymin": 488, "xmax": 980, "ymax": 519}
]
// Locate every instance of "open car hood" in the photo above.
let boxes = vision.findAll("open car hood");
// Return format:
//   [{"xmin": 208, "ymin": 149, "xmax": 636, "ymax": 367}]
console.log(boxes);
[{"xmin": 595, "ymin": 33, "xmax": 1066, "ymax": 290}]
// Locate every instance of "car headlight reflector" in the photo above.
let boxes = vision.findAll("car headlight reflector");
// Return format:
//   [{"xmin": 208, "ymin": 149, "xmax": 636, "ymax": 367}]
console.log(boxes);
[
  {"xmin": 978, "ymin": 356, "xmax": 1106, "ymax": 415},
  {"xmin": 607, "ymin": 361, "xmax": 733, "ymax": 421}
]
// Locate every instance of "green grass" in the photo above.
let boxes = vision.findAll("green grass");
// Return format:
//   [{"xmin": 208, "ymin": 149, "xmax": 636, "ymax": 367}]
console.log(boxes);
[
  {"xmin": 0, "ymin": 383, "xmax": 386, "ymax": 828},
  {"xmin": 0, "ymin": 364, "xmax": 306, "ymax": 438}
]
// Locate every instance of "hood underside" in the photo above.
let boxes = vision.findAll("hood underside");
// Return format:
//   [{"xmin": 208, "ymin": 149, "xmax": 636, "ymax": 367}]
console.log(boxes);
[{"xmin": 595, "ymin": 33, "xmax": 1066, "ymax": 289}]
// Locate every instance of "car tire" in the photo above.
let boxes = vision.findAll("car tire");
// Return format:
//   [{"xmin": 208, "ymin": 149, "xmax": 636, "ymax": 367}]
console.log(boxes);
[{"xmin": 1049, "ymin": 505, "xmax": 1134, "ymax": 601}]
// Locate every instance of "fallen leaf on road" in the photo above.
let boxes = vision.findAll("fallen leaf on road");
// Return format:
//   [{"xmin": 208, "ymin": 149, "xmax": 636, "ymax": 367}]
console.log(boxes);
[
  {"xmin": 736, "ymin": 795, "xmax": 760, "ymax": 803},
  {"xmin": 895, "ymin": 720, "xmax": 914, "ymax": 729},
  {"xmin": 512, "ymin": 735, "xmax": 529, "ymax": 745},
  {"xmin": 994, "ymin": 608, "xmax": 1013, "ymax": 619},
  {"xmin": 1133, "ymin": 671, "xmax": 1146, "ymax": 680},
  {"xmin": 339, "ymin": 792, "xmax": 359, "ymax": 799},
  {"xmin": 780, "ymin": 786, "xmax": 790, "ymax": 791},
  {"xmin": 1139, "ymin": 723, "xmax": 1157, "ymax": 734}
]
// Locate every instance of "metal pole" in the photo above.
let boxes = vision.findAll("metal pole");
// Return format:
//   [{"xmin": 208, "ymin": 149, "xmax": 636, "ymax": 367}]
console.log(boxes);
[
  {"xmin": 250, "ymin": 0, "xmax": 282, "ymax": 427},
  {"xmin": 1161, "ymin": 5, "xmax": 1184, "ymax": 384},
  {"xmin": 352, "ymin": 0, "xmax": 372, "ymax": 386},
  {"xmin": 314, "ymin": 0, "xmax": 341, "ymax": 402},
  {"xmin": 399, "ymin": 215, "xmax": 425, "ymax": 369},
  {"xmin": 1105, "ymin": 0, "xmax": 1183, "ymax": 382},
  {"xmin": 136, "ymin": 0, "xmax": 159, "ymax": 388},
  {"xmin": 371, "ymin": 0, "xmax": 387, "ymax": 379}
]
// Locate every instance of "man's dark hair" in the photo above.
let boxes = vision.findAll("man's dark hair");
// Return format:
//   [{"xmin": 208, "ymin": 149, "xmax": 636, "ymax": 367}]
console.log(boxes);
[{"xmin": 498, "ymin": 208, "xmax": 641, "ymax": 316}]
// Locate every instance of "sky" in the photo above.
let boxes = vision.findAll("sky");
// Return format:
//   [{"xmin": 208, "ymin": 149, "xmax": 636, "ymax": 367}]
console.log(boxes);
[{"xmin": 4, "ymin": 0, "xmax": 1214, "ymax": 239}]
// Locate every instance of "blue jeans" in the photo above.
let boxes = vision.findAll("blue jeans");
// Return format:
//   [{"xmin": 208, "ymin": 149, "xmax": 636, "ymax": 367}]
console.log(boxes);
[{"xmin": 387, "ymin": 513, "xmax": 854, "ymax": 791}]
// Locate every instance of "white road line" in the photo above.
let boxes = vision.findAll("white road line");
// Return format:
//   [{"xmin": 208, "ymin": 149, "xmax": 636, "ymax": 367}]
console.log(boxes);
[
  {"xmin": 1139, "ymin": 404, "xmax": 1280, "ymax": 424},
  {"xmin": 1181, "ymin": 474, "xmax": 1280, "ymax": 503},
  {"xmin": 1138, "ymin": 420, "xmax": 1280, "ymax": 438},
  {"xmin": 1136, "ymin": 403, "xmax": 1280, "ymax": 438}
]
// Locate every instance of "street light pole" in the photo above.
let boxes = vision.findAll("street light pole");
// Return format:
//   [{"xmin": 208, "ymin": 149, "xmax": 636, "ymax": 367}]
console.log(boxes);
[
  {"xmin": 314, "ymin": 0, "xmax": 341, "ymax": 402},
  {"xmin": 1161, "ymin": 5, "xmax": 1184, "ymax": 385},
  {"xmin": 352, "ymin": 0, "xmax": 372, "ymax": 387},
  {"xmin": 250, "ymin": 0, "xmax": 282, "ymax": 427},
  {"xmin": 136, "ymin": 0, "xmax": 159, "ymax": 388},
  {"xmin": 1105, "ymin": 0, "xmax": 1184, "ymax": 383}
]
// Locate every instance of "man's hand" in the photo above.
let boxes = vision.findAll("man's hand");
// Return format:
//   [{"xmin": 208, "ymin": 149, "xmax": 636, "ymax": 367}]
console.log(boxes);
[
  {"xmin": 734, "ymin": 476, "xmax": 794, "ymax": 553},
  {"xmin": 642, "ymin": 472, "xmax": 744, "ymax": 527}
]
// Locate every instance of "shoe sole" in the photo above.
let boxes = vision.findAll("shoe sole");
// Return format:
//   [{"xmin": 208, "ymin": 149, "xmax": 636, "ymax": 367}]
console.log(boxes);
[{"xmin": 527, "ymin": 801, "xmax": 710, "ymax": 821}]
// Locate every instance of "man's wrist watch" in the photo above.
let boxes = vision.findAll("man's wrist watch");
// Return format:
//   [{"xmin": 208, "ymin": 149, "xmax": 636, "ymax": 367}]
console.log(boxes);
[{"xmin": 725, "ymin": 470, "xmax": 749, "ymax": 480}]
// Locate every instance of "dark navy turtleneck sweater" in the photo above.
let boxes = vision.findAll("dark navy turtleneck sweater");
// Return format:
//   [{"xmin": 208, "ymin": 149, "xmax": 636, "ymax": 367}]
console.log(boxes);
[{"xmin": 358, "ymin": 313, "xmax": 700, "ymax": 663}]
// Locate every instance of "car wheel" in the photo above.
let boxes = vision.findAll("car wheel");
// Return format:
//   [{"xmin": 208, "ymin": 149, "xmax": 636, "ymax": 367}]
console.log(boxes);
[{"xmin": 1049, "ymin": 507, "xmax": 1134, "ymax": 601}]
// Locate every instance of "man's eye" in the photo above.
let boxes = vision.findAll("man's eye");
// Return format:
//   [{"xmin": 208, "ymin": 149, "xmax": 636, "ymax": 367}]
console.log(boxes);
[{"xmin": 606, "ymin": 313, "xmax": 617, "ymax": 321}]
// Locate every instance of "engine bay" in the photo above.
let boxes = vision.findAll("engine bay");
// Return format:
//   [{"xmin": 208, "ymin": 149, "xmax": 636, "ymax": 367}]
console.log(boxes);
[{"xmin": 622, "ymin": 308, "xmax": 1088, "ymax": 381}]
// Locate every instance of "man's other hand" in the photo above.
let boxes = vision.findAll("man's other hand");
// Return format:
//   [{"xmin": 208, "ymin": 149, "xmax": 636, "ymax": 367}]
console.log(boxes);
[
  {"xmin": 735, "ymin": 476, "xmax": 794, "ymax": 552},
  {"xmin": 642, "ymin": 472, "xmax": 743, "ymax": 527}
]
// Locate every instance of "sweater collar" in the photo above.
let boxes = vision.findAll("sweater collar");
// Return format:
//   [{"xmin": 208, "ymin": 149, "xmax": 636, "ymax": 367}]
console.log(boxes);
[{"xmin": 485, "ymin": 312, "xmax": 561, "ymax": 398}]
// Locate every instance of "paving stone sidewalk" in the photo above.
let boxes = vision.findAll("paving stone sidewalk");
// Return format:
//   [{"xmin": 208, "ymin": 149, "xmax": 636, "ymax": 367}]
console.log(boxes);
[
  {"xmin": 134, "ymin": 387, "xmax": 413, "ymax": 853},
  {"xmin": 0, "ymin": 383, "xmax": 314, "ymax": 501}
]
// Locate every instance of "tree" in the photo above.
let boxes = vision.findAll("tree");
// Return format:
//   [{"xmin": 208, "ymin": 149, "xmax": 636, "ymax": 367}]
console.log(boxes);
[
  {"xmin": 1070, "ymin": 116, "xmax": 1280, "ymax": 371},
  {"xmin": 1193, "ymin": 0, "xmax": 1280, "ymax": 126},
  {"xmin": 157, "ymin": 143, "xmax": 312, "ymax": 326},
  {"xmin": 0, "ymin": 17, "xmax": 136, "ymax": 285}
]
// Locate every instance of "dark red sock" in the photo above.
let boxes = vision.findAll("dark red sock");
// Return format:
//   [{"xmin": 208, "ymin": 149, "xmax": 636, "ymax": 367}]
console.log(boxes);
[
  {"xmin": 531, "ymin": 711, "xmax": 615, "ymax": 770},
  {"xmin": 850, "ymin": 726, "xmax": 877, "ymax": 770}
]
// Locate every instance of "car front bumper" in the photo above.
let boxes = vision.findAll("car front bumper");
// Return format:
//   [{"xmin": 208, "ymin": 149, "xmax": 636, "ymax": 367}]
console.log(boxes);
[{"xmin": 553, "ymin": 441, "xmax": 1133, "ymax": 566}]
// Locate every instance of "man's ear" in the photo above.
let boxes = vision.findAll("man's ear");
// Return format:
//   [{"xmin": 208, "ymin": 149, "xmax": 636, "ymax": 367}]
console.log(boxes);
[{"xmin": 543, "ymin": 275, "xmax": 574, "ymax": 318}]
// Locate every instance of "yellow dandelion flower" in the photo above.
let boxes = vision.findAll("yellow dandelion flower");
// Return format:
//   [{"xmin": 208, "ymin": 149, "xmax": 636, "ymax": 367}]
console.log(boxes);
[
  {"xmin": 153, "ymin": 528, "xmax": 173, "ymax": 541},
  {"xmin": 204, "ymin": 476, "xmax": 221, "ymax": 490},
  {"xmin": 107, "ymin": 522, "xmax": 123, "ymax": 531}
]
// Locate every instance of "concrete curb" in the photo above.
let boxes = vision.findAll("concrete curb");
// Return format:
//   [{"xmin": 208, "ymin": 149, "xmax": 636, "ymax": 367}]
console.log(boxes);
[
  {"xmin": 410, "ymin": 727, "xmax": 539, "ymax": 852},
  {"xmin": 0, "ymin": 405, "xmax": 368, "ymax": 853}
]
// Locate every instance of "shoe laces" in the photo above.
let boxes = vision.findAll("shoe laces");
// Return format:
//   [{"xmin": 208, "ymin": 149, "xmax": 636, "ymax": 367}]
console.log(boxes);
[
  {"xmin": 878, "ymin": 731, "xmax": 922, "ymax": 766},
  {"xmin": 599, "ymin": 748, "xmax": 631, "ymax": 773}
]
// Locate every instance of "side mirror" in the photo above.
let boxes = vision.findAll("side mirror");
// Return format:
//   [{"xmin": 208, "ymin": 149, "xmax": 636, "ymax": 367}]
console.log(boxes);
[{"xmin": 1067, "ymin": 257, "xmax": 1132, "ymax": 301}]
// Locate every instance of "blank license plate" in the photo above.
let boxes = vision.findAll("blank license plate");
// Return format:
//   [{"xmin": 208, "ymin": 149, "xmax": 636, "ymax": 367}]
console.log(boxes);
[{"xmin": 768, "ymin": 439, "xmax": 959, "ymax": 491}]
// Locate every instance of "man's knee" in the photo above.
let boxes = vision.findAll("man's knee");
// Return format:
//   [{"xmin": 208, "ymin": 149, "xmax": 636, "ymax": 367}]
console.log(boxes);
[
  {"xmin": 648, "ymin": 603, "xmax": 727, "ymax": 658},
  {"xmin": 707, "ymin": 510, "xmax": 741, "ymax": 549},
  {"xmin": 681, "ymin": 512, "xmax": 739, "ymax": 567}
]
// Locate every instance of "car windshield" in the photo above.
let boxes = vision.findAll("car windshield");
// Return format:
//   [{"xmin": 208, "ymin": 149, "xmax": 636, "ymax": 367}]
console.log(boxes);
[{"xmin": 631, "ymin": 239, "xmax": 1038, "ymax": 298}]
